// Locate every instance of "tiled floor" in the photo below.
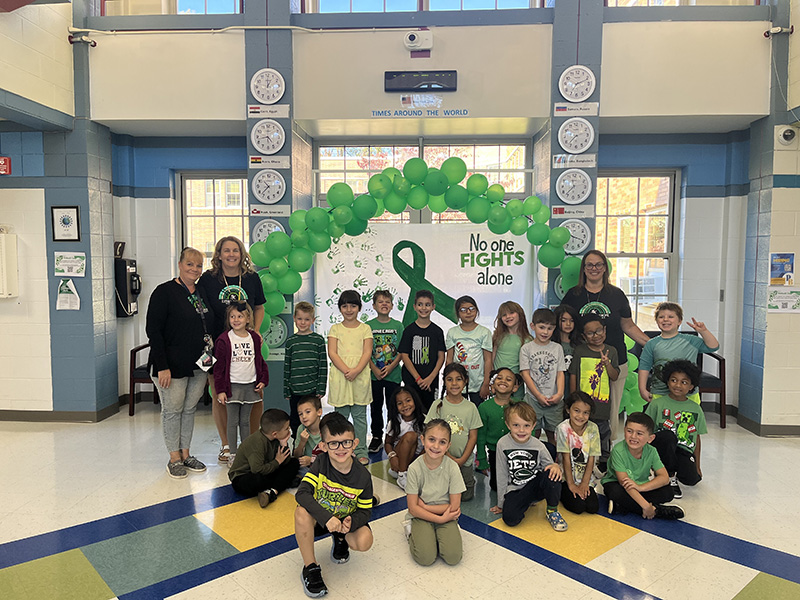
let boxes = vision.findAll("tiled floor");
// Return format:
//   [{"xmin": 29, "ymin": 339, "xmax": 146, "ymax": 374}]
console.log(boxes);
[{"xmin": 1, "ymin": 402, "xmax": 800, "ymax": 599}]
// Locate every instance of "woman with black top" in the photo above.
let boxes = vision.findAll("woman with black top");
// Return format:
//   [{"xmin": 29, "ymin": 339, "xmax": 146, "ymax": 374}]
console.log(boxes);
[
  {"xmin": 562, "ymin": 250, "xmax": 650, "ymax": 443},
  {"xmin": 196, "ymin": 236, "xmax": 266, "ymax": 464},
  {"xmin": 146, "ymin": 247, "xmax": 211, "ymax": 479}
]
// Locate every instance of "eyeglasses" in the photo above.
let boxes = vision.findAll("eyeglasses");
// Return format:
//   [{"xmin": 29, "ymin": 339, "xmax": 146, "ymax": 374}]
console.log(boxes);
[
  {"xmin": 458, "ymin": 306, "xmax": 477, "ymax": 313},
  {"xmin": 584, "ymin": 262, "xmax": 606, "ymax": 271},
  {"xmin": 584, "ymin": 329, "xmax": 605, "ymax": 337},
  {"xmin": 325, "ymin": 439, "xmax": 355, "ymax": 450}
]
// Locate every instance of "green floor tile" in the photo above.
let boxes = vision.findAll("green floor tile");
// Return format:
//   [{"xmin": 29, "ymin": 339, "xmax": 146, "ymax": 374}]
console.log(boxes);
[
  {"xmin": 0, "ymin": 548, "xmax": 115, "ymax": 600},
  {"xmin": 734, "ymin": 572, "xmax": 800, "ymax": 600},
  {"xmin": 81, "ymin": 516, "xmax": 238, "ymax": 596}
]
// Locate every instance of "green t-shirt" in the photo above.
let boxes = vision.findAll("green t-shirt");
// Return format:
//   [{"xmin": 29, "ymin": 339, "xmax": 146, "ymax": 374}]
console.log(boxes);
[
  {"xmin": 425, "ymin": 396, "xmax": 483, "ymax": 458},
  {"xmin": 493, "ymin": 333, "xmax": 525, "ymax": 373},
  {"xmin": 645, "ymin": 395, "xmax": 707, "ymax": 453},
  {"xmin": 476, "ymin": 396, "xmax": 517, "ymax": 469},
  {"xmin": 293, "ymin": 424, "xmax": 322, "ymax": 457},
  {"xmin": 405, "ymin": 453, "xmax": 467, "ymax": 506},
  {"xmin": 602, "ymin": 440, "xmax": 664, "ymax": 486},
  {"xmin": 367, "ymin": 317, "xmax": 404, "ymax": 384},
  {"xmin": 639, "ymin": 333, "xmax": 717, "ymax": 395}
]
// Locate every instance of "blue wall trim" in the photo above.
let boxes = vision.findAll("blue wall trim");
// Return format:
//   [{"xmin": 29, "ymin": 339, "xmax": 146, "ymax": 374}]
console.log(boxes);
[
  {"xmin": 85, "ymin": 14, "xmax": 245, "ymax": 31},
  {"xmin": 603, "ymin": 6, "xmax": 770, "ymax": 23},
  {"xmin": 292, "ymin": 8, "xmax": 553, "ymax": 29},
  {"xmin": 772, "ymin": 174, "xmax": 800, "ymax": 188},
  {"xmin": 0, "ymin": 88, "xmax": 73, "ymax": 132}
]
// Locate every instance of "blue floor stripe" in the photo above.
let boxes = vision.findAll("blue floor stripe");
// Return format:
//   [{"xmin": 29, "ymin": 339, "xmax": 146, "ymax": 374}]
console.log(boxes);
[{"xmin": 458, "ymin": 515, "xmax": 661, "ymax": 600}]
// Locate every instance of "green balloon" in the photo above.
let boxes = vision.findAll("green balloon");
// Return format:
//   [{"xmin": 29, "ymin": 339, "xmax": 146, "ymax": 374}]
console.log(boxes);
[
  {"xmin": 625, "ymin": 370, "xmax": 638, "ymax": 391},
  {"xmin": 561, "ymin": 255, "xmax": 582, "ymax": 278},
  {"xmin": 290, "ymin": 230, "xmax": 309, "ymax": 248},
  {"xmin": 466, "ymin": 174, "xmax": 489, "ymax": 196},
  {"xmin": 261, "ymin": 340, "xmax": 270, "ymax": 361},
  {"xmin": 444, "ymin": 185, "xmax": 469, "ymax": 210},
  {"xmin": 537, "ymin": 242, "xmax": 565, "ymax": 268},
  {"xmin": 288, "ymin": 209, "xmax": 307, "ymax": 232},
  {"xmin": 265, "ymin": 231, "xmax": 291, "ymax": 257},
  {"xmin": 526, "ymin": 223, "xmax": 551, "ymax": 246},
  {"xmin": 345, "ymin": 217, "xmax": 368, "ymax": 236},
  {"xmin": 486, "ymin": 184, "xmax": 505, "ymax": 203},
  {"xmin": 533, "ymin": 204, "xmax": 551, "ymax": 224},
  {"xmin": 628, "ymin": 353, "xmax": 639, "ymax": 372},
  {"xmin": 308, "ymin": 231, "xmax": 331, "ymax": 253},
  {"xmin": 393, "ymin": 176, "xmax": 411, "ymax": 198},
  {"xmin": 374, "ymin": 196, "xmax": 385, "ymax": 218},
  {"xmin": 288, "ymin": 247, "xmax": 314, "ymax": 272},
  {"xmin": 406, "ymin": 186, "xmax": 429, "ymax": 209},
  {"xmin": 278, "ymin": 269, "xmax": 302, "ymax": 295},
  {"xmin": 523, "ymin": 195, "xmax": 542, "ymax": 215},
  {"xmin": 382, "ymin": 167, "xmax": 402, "ymax": 182},
  {"xmin": 506, "ymin": 199, "xmax": 524, "ymax": 218},
  {"xmin": 549, "ymin": 226, "xmax": 571, "ymax": 247},
  {"xmin": 263, "ymin": 291, "xmax": 286, "ymax": 316},
  {"xmin": 403, "ymin": 157, "xmax": 428, "ymax": 185},
  {"xmin": 561, "ymin": 274, "xmax": 579, "ymax": 291},
  {"xmin": 465, "ymin": 196, "xmax": 490, "ymax": 223},
  {"xmin": 327, "ymin": 182, "xmax": 354, "ymax": 208},
  {"xmin": 509, "ymin": 215, "xmax": 529, "ymax": 236},
  {"xmin": 440, "ymin": 156, "xmax": 467, "ymax": 185},
  {"xmin": 368, "ymin": 173, "xmax": 393, "ymax": 200},
  {"xmin": 383, "ymin": 192, "xmax": 408, "ymax": 214},
  {"xmin": 487, "ymin": 218, "xmax": 511, "ymax": 235},
  {"xmin": 249, "ymin": 241, "xmax": 271, "ymax": 267},
  {"xmin": 328, "ymin": 222, "xmax": 345, "ymax": 239},
  {"xmin": 625, "ymin": 335, "xmax": 635, "ymax": 351},
  {"xmin": 352, "ymin": 194, "xmax": 378, "ymax": 220},
  {"xmin": 428, "ymin": 194, "xmax": 448, "ymax": 213},
  {"xmin": 332, "ymin": 205, "xmax": 354, "ymax": 225},
  {"xmin": 488, "ymin": 205, "xmax": 508, "ymax": 225},
  {"xmin": 259, "ymin": 270, "xmax": 278, "ymax": 293},
  {"xmin": 423, "ymin": 168, "xmax": 450, "ymax": 197},
  {"xmin": 269, "ymin": 257, "xmax": 289, "ymax": 278},
  {"xmin": 306, "ymin": 207, "xmax": 330, "ymax": 233}
]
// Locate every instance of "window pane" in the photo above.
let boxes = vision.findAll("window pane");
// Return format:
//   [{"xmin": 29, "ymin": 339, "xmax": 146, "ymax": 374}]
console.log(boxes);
[
  {"xmin": 345, "ymin": 146, "xmax": 370, "ymax": 171},
  {"xmin": 451, "ymin": 145, "xmax": 475, "ymax": 167},
  {"xmin": 423, "ymin": 146, "xmax": 450, "ymax": 169},
  {"xmin": 595, "ymin": 217, "xmax": 607, "ymax": 253},
  {"xmin": 500, "ymin": 145, "xmax": 525, "ymax": 170},
  {"xmin": 206, "ymin": 0, "xmax": 235, "ymax": 14},
  {"xmin": 639, "ymin": 177, "xmax": 670, "ymax": 215},
  {"xmin": 475, "ymin": 146, "xmax": 500, "ymax": 169},
  {"xmin": 394, "ymin": 146, "xmax": 420, "ymax": 166},
  {"xmin": 434, "ymin": 209, "xmax": 471, "ymax": 223},
  {"xmin": 386, "ymin": 0, "xmax": 417, "ymax": 10},
  {"xmin": 606, "ymin": 216, "xmax": 637, "ymax": 254},
  {"xmin": 346, "ymin": 172, "xmax": 370, "ymax": 196},
  {"xmin": 607, "ymin": 177, "xmax": 638, "ymax": 215},
  {"xmin": 370, "ymin": 146, "xmax": 393, "ymax": 171},
  {"xmin": 353, "ymin": 0, "xmax": 384, "ymax": 11},
  {"xmin": 498, "ymin": 0, "xmax": 529, "ymax": 7},
  {"xmin": 319, "ymin": 172, "xmax": 345, "ymax": 195},
  {"xmin": 187, "ymin": 216, "xmax": 215, "ymax": 253},
  {"xmin": 186, "ymin": 180, "xmax": 212, "ymax": 214},
  {"xmin": 216, "ymin": 216, "xmax": 245, "ymax": 241},
  {"xmin": 319, "ymin": 146, "xmax": 345, "ymax": 170},
  {"xmin": 319, "ymin": 0, "xmax": 351, "ymax": 12},
  {"xmin": 596, "ymin": 177, "xmax": 608, "ymax": 215},
  {"xmin": 502, "ymin": 172, "xmax": 526, "ymax": 194},
  {"xmin": 430, "ymin": 0, "xmax": 461, "ymax": 10},
  {"xmin": 638, "ymin": 216, "xmax": 667, "ymax": 253}
]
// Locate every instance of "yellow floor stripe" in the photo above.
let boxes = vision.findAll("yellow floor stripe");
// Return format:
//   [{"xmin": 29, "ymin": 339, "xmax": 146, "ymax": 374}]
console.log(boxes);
[{"xmin": 490, "ymin": 503, "xmax": 640, "ymax": 564}]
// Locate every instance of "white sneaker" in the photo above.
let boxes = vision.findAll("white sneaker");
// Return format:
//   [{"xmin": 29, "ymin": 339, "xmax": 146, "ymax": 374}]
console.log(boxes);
[
  {"xmin": 402, "ymin": 518, "xmax": 412, "ymax": 539},
  {"xmin": 397, "ymin": 471, "xmax": 407, "ymax": 490},
  {"xmin": 388, "ymin": 468, "xmax": 398, "ymax": 478}
]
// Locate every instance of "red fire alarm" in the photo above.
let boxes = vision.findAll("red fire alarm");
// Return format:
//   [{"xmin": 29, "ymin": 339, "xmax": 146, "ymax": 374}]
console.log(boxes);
[{"xmin": 0, "ymin": 157, "xmax": 10, "ymax": 175}]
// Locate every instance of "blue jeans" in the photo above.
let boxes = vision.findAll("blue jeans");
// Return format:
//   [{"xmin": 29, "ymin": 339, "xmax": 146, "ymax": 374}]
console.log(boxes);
[
  {"xmin": 335, "ymin": 404, "xmax": 368, "ymax": 459},
  {"xmin": 152, "ymin": 372, "xmax": 206, "ymax": 453}
]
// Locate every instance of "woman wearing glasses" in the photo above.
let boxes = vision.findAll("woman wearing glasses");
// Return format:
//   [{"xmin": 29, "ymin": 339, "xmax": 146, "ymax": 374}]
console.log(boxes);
[
  {"xmin": 146, "ymin": 247, "xmax": 213, "ymax": 479},
  {"xmin": 197, "ymin": 236, "xmax": 267, "ymax": 464},
  {"xmin": 562, "ymin": 250, "xmax": 650, "ymax": 443}
]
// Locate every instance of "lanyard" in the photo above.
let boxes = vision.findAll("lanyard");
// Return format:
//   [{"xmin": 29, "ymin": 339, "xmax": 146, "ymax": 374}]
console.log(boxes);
[{"xmin": 177, "ymin": 278, "xmax": 212, "ymax": 349}]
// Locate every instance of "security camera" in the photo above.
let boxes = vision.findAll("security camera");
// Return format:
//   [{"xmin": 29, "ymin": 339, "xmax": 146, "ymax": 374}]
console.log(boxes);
[
  {"xmin": 778, "ymin": 126, "xmax": 797, "ymax": 145},
  {"xmin": 403, "ymin": 30, "xmax": 433, "ymax": 51}
]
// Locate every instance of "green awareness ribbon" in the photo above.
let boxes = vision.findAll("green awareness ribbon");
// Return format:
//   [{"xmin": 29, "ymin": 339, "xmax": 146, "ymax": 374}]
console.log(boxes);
[{"xmin": 392, "ymin": 240, "xmax": 458, "ymax": 328}]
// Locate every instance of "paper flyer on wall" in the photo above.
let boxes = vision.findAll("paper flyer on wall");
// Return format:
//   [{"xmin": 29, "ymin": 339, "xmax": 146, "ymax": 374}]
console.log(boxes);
[
  {"xmin": 54, "ymin": 252, "xmax": 86, "ymax": 277},
  {"xmin": 56, "ymin": 278, "xmax": 80, "ymax": 311},
  {"xmin": 767, "ymin": 287, "xmax": 800, "ymax": 313}
]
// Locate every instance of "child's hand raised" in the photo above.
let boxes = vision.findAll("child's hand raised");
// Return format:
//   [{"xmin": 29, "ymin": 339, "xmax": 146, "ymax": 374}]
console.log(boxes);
[
  {"xmin": 687, "ymin": 317, "xmax": 707, "ymax": 333},
  {"xmin": 300, "ymin": 429, "xmax": 310, "ymax": 443},
  {"xmin": 600, "ymin": 349, "xmax": 610, "ymax": 367}
]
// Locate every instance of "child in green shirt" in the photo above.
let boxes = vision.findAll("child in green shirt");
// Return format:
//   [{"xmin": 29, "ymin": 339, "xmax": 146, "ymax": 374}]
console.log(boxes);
[{"xmin": 477, "ymin": 367, "xmax": 521, "ymax": 490}]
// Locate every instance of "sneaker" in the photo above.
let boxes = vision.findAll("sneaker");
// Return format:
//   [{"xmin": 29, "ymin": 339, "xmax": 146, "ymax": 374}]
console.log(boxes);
[
  {"xmin": 183, "ymin": 456, "xmax": 207, "ymax": 473},
  {"xmin": 166, "ymin": 460, "xmax": 187, "ymax": 479},
  {"xmin": 654, "ymin": 504, "xmax": 685, "ymax": 520},
  {"xmin": 301, "ymin": 563, "xmax": 328, "ymax": 598},
  {"xmin": 330, "ymin": 533, "xmax": 350, "ymax": 564},
  {"xmin": 372, "ymin": 494, "xmax": 381, "ymax": 508},
  {"xmin": 607, "ymin": 498, "xmax": 615, "ymax": 515},
  {"xmin": 396, "ymin": 471, "xmax": 407, "ymax": 491},
  {"xmin": 402, "ymin": 518, "xmax": 412, "ymax": 539},
  {"xmin": 368, "ymin": 437, "xmax": 382, "ymax": 453},
  {"xmin": 388, "ymin": 468, "xmax": 398, "ymax": 479},
  {"xmin": 546, "ymin": 510, "xmax": 568, "ymax": 532},
  {"xmin": 669, "ymin": 475, "xmax": 682, "ymax": 499},
  {"xmin": 257, "ymin": 488, "xmax": 277, "ymax": 508}
]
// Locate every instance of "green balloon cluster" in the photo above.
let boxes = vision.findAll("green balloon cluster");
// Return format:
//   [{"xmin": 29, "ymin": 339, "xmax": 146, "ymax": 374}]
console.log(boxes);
[
  {"xmin": 619, "ymin": 335, "xmax": 647, "ymax": 415},
  {"xmin": 253, "ymin": 158, "xmax": 579, "ymax": 317}
]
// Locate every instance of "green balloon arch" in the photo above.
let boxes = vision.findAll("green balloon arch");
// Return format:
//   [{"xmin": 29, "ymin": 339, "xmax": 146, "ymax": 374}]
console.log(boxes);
[{"xmin": 252, "ymin": 157, "xmax": 577, "ymax": 356}]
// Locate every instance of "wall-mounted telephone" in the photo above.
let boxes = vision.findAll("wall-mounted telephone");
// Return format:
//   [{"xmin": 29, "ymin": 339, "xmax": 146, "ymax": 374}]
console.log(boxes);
[{"xmin": 115, "ymin": 257, "xmax": 141, "ymax": 317}]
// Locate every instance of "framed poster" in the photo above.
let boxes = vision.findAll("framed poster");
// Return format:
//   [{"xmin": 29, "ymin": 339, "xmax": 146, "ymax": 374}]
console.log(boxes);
[{"xmin": 51, "ymin": 206, "xmax": 81, "ymax": 242}]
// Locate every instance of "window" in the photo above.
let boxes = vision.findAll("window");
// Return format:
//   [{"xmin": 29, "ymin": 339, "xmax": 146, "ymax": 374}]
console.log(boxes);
[
  {"xmin": 304, "ymin": 0, "xmax": 544, "ymax": 13},
  {"xmin": 183, "ymin": 175, "xmax": 249, "ymax": 268},
  {"xmin": 595, "ymin": 173, "xmax": 675, "ymax": 331}
]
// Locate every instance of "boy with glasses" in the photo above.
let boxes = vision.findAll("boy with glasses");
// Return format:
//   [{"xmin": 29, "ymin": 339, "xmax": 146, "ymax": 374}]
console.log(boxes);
[{"xmin": 568, "ymin": 314, "xmax": 620, "ymax": 471}]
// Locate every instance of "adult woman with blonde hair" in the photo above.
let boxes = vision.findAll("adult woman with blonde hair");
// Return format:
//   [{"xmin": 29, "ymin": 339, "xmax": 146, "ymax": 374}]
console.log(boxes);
[
  {"xmin": 197, "ymin": 236, "xmax": 266, "ymax": 463},
  {"xmin": 146, "ymin": 247, "xmax": 212, "ymax": 478}
]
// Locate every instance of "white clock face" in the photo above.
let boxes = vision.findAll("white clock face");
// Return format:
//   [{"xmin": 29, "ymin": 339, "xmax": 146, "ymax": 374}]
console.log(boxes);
[
  {"xmin": 561, "ymin": 219, "xmax": 592, "ymax": 255},
  {"xmin": 265, "ymin": 316, "xmax": 288, "ymax": 347},
  {"xmin": 558, "ymin": 117, "xmax": 595, "ymax": 154},
  {"xmin": 250, "ymin": 119, "xmax": 286, "ymax": 155},
  {"xmin": 252, "ymin": 169, "xmax": 286, "ymax": 205},
  {"xmin": 250, "ymin": 68, "xmax": 285, "ymax": 105},
  {"xmin": 558, "ymin": 65, "xmax": 596, "ymax": 103},
  {"xmin": 252, "ymin": 218, "xmax": 286, "ymax": 242},
  {"xmin": 554, "ymin": 274, "xmax": 567, "ymax": 300},
  {"xmin": 555, "ymin": 168, "xmax": 593, "ymax": 205}
]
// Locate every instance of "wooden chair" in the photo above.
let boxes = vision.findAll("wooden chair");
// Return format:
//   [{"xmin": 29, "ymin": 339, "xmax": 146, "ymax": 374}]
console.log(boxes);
[{"xmin": 129, "ymin": 343, "xmax": 159, "ymax": 416}]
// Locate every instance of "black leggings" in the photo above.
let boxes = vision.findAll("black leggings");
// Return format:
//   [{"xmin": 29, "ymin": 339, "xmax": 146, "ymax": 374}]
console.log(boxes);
[
  {"xmin": 603, "ymin": 480, "xmax": 674, "ymax": 515},
  {"xmin": 560, "ymin": 484, "xmax": 599, "ymax": 514},
  {"xmin": 650, "ymin": 430, "xmax": 702, "ymax": 486},
  {"xmin": 231, "ymin": 458, "xmax": 300, "ymax": 498}
]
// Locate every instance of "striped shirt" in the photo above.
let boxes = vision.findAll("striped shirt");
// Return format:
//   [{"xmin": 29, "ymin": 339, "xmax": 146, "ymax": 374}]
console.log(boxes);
[{"xmin": 283, "ymin": 332, "xmax": 328, "ymax": 398}]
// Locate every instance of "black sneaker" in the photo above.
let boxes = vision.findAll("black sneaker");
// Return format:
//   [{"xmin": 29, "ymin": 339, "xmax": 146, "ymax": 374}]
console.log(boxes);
[
  {"xmin": 330, "ymin": 533, "xmax": 350, "ymax": 564},
  {"xmin": 654, "ymin": 504, "xmax": 685, "ymax": 520},
  {"xmin": 368, "ymin": 437, "xmax": 382, "ymax": 453},
  {"xmin": 301, "ymin": 563, "xmax": 328, "ymax": 597},
  {"xmin": 669, "ymin": 475, "xmax": 683, "ymax": 499}
]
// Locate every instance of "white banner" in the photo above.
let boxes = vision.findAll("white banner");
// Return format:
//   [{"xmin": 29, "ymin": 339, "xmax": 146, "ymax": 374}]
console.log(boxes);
[{"xmin": 314, "ymin": 223, "xmax": 535, "ymax": 336}]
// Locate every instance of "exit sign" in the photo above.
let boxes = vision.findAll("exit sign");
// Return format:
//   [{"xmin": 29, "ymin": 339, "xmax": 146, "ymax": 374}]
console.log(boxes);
[{"xmin": 0, "ymin": 157, "xmax": 10, "ymax": 175}]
